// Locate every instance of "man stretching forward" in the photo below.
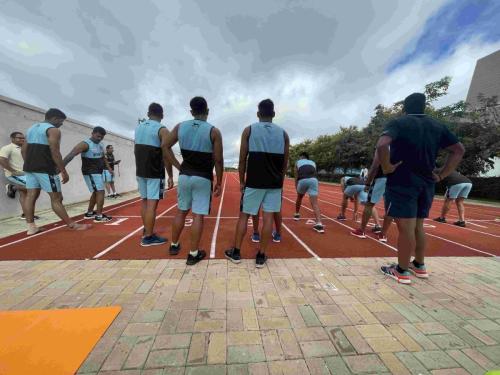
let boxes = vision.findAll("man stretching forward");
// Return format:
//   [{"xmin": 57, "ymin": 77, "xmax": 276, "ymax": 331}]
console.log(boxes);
[
  {"xmin": 22, "ymin": 108, "xmax": 90, "ymax": 234},
  {"xmin": 134, "ymin": 103, "xmax": 174, "ymax": 246},
  {"xmin": 63, "ymin": 126, "xmax": 113, "ymax": 222},
  {"xmin": 293, "ymin": 152, "xmax": 324, "ymax": 233},
  {"xmin": 377, "ymin": 93, "xmax": 464, "ymax": 284},
  {"xmin": 225, "ymin": 99, "xmax": 290, "ymax": 268},
  {"xmin": 165, "ymin": 97, "xmax": 223, "ymax": 265}
]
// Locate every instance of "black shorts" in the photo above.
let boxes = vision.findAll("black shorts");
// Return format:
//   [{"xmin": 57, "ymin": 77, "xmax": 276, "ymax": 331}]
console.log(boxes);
[{"xmin": 385, "ymin": 183, "xmax": 435, "ymax": 219}]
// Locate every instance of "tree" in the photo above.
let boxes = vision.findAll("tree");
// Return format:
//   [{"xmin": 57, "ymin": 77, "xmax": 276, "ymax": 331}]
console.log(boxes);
[{"xmin": 333, "ymin": 126, "xmax": 368, "ymax": 174}]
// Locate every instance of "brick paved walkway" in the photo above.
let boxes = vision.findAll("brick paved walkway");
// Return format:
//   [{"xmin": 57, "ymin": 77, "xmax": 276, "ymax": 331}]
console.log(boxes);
[{"xmin": 1, "ymin": 257, "xmax": 499, "ymax": 374}]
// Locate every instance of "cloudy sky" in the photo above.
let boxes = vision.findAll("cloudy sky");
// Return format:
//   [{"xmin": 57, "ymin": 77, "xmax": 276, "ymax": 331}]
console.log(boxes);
[{"xmin": 1, "ymin": 0, "xmax": 499, "ymax": 164}]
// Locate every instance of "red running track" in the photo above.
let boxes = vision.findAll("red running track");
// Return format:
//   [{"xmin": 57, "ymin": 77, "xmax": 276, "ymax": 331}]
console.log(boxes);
[{"xmin": 0, "ymin": 173, "xmax": 499, "ymax": 261}]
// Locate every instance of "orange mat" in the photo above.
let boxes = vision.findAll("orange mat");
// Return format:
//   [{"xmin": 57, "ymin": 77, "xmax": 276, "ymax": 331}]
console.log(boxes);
[{"xmin": 0, "ymin": 306, "xmax": 121, "ymax": 375}]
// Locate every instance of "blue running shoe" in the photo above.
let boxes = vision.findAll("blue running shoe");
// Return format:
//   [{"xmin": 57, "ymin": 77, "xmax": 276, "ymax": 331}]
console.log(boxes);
[
  {"xmin": 141, "ymin": 234, "xmax": 167, "ymax": 247},
  {"xmin": 272, "ymin": 231, "xmax": 281, "ymax": 243},
  {"xmin": 251, "ymin": 232, "xmax": 260, "ymax": 243}
]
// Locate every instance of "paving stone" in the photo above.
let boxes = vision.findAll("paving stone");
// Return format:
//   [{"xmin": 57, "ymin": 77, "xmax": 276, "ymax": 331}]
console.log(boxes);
[
  {"xmin": 185, "ymin": 365, "xmax": 226, "ymax": 375},
  {"xmin": 446, "ymin": 349, "xmax": 488, "ymax": 375},
  {"xmin": 228, "ymin": 331, "xmax": 262, "ymax": 346},
  {"xmin": 477, "ymin": 345, "xmax": 500, "ymax": 365},
  {"xmin": 145, "ymin": 349, "xmax": 188, "ymax": 368},
  {"xmin": 100, "ymin": 336, "xmax": 137, "ymax": 371},
  {"xmin": 365, "ymin": 336, "xmax": 405, "ymax": 353},
  {"xmin": 305, "ymin": 358, "xmax": 332, "ymax": 375},
  {"xmin": 430, "ymin": 369, "xmax": 469, "ymax": 375},
  {"xmin": 248, "ymin": 362, "xmax": 269, "ymax": 375},
  {"xmin": 427, "ymin": 333, "xmax": 468, "ymax": 350},
  {"xmin": 267, "ymin": 359, "xmax": 310, "ymax": 375},
  {"xmin": 343, "ymin": 354, "xmax": 388, "ymax": 374},
  {"xmin": 461, "ymin": 348, "xmax": 496, "ymax": 371},
  {"xmin": 122, "ymin": 322, "xmax": 161, "ymax": 337},
  {"xmin": 261, "ymin": 330, "xmax": 285, "ymax": 361},
  {"xmin": 258, "ymin": 317, "xmax": 290, "ymax": 330},
  {"xmin": 228, "ymin": 364, "xmax": 249, "ymax": 375},
  {"xmin": 378, "ymin": 352, "xmax": 411, "ymax": 375},
  {"xmin": 300, "ymin": 340, "xmax": 337, "ymax": 357},
  {"xmin": 193, "ymin": 320, "xmax": 226, "ymax": 332},
  {"xmin": 293, "ymin": 327, "xmax": 329, "ymax": 342},
  {"xmin": 468, "ymin": 319, "xmax": 500, "ymax": 332},
  {"xmin": 162, "ymin": 368, "xmax": 186, "ymax": 375},
  {"xmin": 328, "ymin": 327, "xmax": 357, "ymax": 355},
  {"xmin": 298, "ymin": 305, "xmax": 322, "ymax": 327},
  {"xmin": 153, "ymin": 333, "xmax": 192, "ymax": 350},
  {"xmin": 278, "ymin": 329, "xmax": 302, "ymax": 359},
  {"xmin": 414, "ymin": 322, "xmax": 450, "ymax": 335},
  {"xmin": 242, "ymin": 308, "xmax": 259, "ymax": 330},
  {"xmin": 413, "ymin": 351, "xmax": 459, "ymax": 370},
  {"xmin": 187, "ymin": 333, "xmax": 209, "ymax": 365},
  {"xmin": 227, "ymin": 345, "xmax": 266, "ymax": 364},
  {"xmin": 123, "ymin": 335, "xmax": 154, "ymax": 369},
  {"xmin": 131, "ymin": 310, "xmax": 165, "ymax": 323},
  {"xmin": 355, "ymin": 324, "xmax": 391, "ymax": 338},
  {"xmin": 341, "ymin": 326, "xmax": 373, "ymax": 354},
  {"xmin": 396, "ymin": 352, "xmax": 431, "ymax": 375}
]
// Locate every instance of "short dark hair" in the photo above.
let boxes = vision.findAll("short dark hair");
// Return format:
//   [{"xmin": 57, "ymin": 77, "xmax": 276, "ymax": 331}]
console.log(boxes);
[
  {"xmin": 258, "ymin": 99, "xmax": 274, "ymax": 117},
  {"xmin": 404, "ymin": 93, "xmax": 426, "ymax": 114},
  {"xmin": 148, "ymin": 103, "xmax": 164, "ymax": 117},
  {"xmin": 299, "ymin": 152, "xmax": 309, "ymax": 159},
  {"xmin": 10, "ymin": 131, "xmax": 23, "ymax": 139},
  {"xmin": 106, "ymin": 145, "xmax": 113, "ymax": 150},
  {"xmin": 190, "ymin": 96, "xmax": 208, "ymax": 115},
  {"xmin": 93, "ymin": 126, "xmax": 106, "ymax": 136},
  {"xmin": 45, "ymin": 108, "xmax": 67, "ymax": 120}
]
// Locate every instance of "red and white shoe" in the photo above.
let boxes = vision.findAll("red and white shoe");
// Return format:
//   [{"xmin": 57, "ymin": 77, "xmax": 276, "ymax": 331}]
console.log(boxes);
[
  {"xmin": 381, "ymin": 264, "xmax": 411, "ymax": 284},
  {"xmin": 350, "ymin": 229, "xmax": 366, "ymax": 239},
  {"xmin": 408, "ymin": 261, "xmax": 429, "ymax": 279}
]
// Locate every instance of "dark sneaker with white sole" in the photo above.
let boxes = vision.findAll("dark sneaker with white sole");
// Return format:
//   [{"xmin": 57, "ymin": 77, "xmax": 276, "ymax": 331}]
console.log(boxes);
[
  {"xmin": 293, "ymin": 213, "xmax": 300, "ymax": 221},
  {"xmin": 84, "ymin": 211, "xmax": 96, "ymax": 219},
  {"xmin": 256, "ymin": 252, "xmax": 267, "ymax": 268},
  {"xmin": 186, "ymin": 250, "xmax": 206, "ymax": 265},
  {"xmin": 94, "ymin": 214, "xmax": 112, "ymax": 223},
  {"xmin": 434, "ymin": 217, "xmax": 447, "ymax": 223},
  {"xmin": 453, "ymin": 220, "xmax": 466, "ymax": 227},
  {"xmin": 141, "ymin": 234, "xmax": 167, "ymax": 247},
  {"xmin": 372, "ymin": 225, "xmax": 382, "ymax": 233},
  {"xmin": 170, "ymin": 243, "xmax": 181, "ymax": 255},
  {"xmin": 336, "ymin": 214, "xmax": 346, "ymax": 221},
  {"xmin": 313, "ymin": 224, "xmax": 325, "ymax": 233},
  {"xmin": 225, "ymin": 248, "xmax": 241, "ymax": 264},
  {"xmin": 272, "ymin": 231, "xmax": 281, "ymax": 242}
]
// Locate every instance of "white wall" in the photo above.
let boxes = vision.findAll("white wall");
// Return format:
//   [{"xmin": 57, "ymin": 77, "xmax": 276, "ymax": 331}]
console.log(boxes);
[{"xmin": 0, "ymin": 95, "xmax": 179, "ymax": 219}]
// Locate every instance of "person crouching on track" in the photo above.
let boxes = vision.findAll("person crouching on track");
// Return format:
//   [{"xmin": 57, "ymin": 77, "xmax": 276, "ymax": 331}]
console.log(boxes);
[
  {"xmin": 225, "ymin": 99, "xmax": 290, "ymax": 268},
  {"xmin": 134, "ymin": 103, "xmax": 174, "ymax": 246},
  {"xmin": 293, "ymin": 152, "xmax": 324, "ymax": 233},
  {"xmin": 350, "ymin": 150, "xmax": 386, "ymax": 239},
  {"xmin": 63, "ymin": 126, "xmax": 113, "ymax": 223},
  {"xmin": 337, "ymin": 176, "xmax": 367, "ymax": 222},
  {"xmin": 22, "ymin": 108, "xmax": 91, "ymax": 234},
  {"xmin": 434, "ymin": 170, "xmax": 472, "ymax": 227},
  {"xmin": 164, "ymin": 96, "xmax": 224, "ymax": 266}
]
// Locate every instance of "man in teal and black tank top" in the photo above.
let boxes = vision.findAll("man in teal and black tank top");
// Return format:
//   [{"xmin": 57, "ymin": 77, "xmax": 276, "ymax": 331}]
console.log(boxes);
[
  {"xmin": 22, "ymin": 108, "xmax": 91, "ymax": 235},
  {"xmin": 63, "ymin": 126, "xmax": 114, "ymax": 223},
  {"xmin": 164, "ymin": 97, "xmax": 224, "ymax": 266},
  {"xmin": 225, "ymin": 99, "xmax": 290, "ymax": 268},
  {"xmin": 134, "ymin": 103, "xmax": 175, "ymax": 247}
]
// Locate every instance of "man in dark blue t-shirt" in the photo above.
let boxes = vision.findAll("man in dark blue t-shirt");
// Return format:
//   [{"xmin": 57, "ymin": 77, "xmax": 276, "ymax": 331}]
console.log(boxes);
[{"xmin": 376, "ymin": 93, "xmax": 464, "ymax": 284}]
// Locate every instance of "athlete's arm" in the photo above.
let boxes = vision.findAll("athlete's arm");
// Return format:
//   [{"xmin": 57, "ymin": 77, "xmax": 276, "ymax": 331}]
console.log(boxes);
[
  {"xmin": 238, "ymin": 126, "xmax": 250, "ymax": 192},
  {"xmin": 376, "ymin": 135, "xmax": 402, "ymax": 175},
  {"xmin": 294, "ymin": 164, "xmax": 298, "ymax": 187},
  {"xmin": 48, "ymin": 128, "xmax": 69, "ymax": 183},
  {"xmin": 282, "ymin": 131, "xmax": 290, "ymax": 179},
  {"xmin": 63, "ymin": 142, "xmax": 88, "ymax": 166},
  {"xmin": 0, "ymin": 147, "xmax": 20, "ymax": 175},
  {"xmin": 211, "ymin": 127, "xmax": 224, "ymax": 197},
  {"xmin": 162, "ymin": 124, "xmax": 181, "ymax": 170},
  {"xmin": 434, "ymin": 142, "xmax": 465, "ymax": 182},
  {"xmin": 364, "ymin": 149, "xmax": 380, "ymax": 187},
  {"xmin": 160, "ymin": 127, "xmax": 175, "ymax": 189}
]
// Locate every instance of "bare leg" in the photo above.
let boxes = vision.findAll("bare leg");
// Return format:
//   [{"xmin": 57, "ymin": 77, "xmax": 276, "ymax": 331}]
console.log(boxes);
[
  {"xmin": 87, "ymin": 192, "xmax": 97, "ymax": 213},
  {"xmin": 17, "ymin": 187, "xmax": 28, "ymax": 217},
  {"xmin": 380, "ymin": 215, "xmax": 393, "ymax": 236},
  {"xmin": 440, "ymin": 198, "xmax": 453, "ymax": 219},
  {"xmin": 105, "ymin": 183, "xmax": 111, "ymax": 195},
  {"xmin": 341, "ymin": 195, "xmax": 348, "ymax": 216},
  {"xmin": 395, "ymin": 218, "xmax": 416, "ymax": 270},
  {"xmin": 309, "ymin": 195, "xmax": 322, "ymax": 224},
  {"xmin": 172, "ymin": 209, "xmax": 189, "ymax": 243},
  {"xmin": 190, "ymin": 214, "xmax": 204, "ymax": 251},
  {"xmin": 273, "ymin": 211, "xmax": 282, "ymax": 235},
  {"xmin": 371, "ymin": 206, "xmax": 381, "ymax": 227},
  {"xmin": 95, "ymin": 191, "xmax": 105, "ymax": 215},
  {"xmin": 360, "ymin": 203, "xmax": 374, "ymax": 232},
  {"xmin": 414, "ymin": 218, "xmax": 426, "ymax": 264},
  {"xmin": 110, "ymin": 182, "xmax": 116, "ymax": 194},
  {"xmin": 295, "ymin": 194, "xmax": 304, "ymax": 214},
  {"xmin": 233, "ymin": 212, "xmax": 250, "ymax": 249},
  {"xmin": 260, "ymin": 211, "xmax": 274, "ymax": 254},
  {"xmin": 141, "ymin": 199, "xmax": 147, "ymax": 227},
  {"xmin": 252, "ymin": 214, "xmax": 260, "ymax": 235},
  {"xmin": 143, "ymin": 199, "xmax": 159, "ymax": 236},
  {"xmin": 48, "ymin": 192, "xmax": 74, "ymax": 225},
  {"xmin": 24, "ymin": 188, "xmax": 40, "ymax": 224},
  {"xmin": 456, "ymin": 198, "xmax": 465, "ymax": 222}
]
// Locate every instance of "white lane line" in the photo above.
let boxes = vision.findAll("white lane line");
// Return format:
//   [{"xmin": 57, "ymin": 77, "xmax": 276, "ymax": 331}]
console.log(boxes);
[
  {"xmin": 424, "ymin": 219, "xmax": 500, "ymax": 239},
  {"xmin": 210, "ymin": 175, "xmax": 228, "ymax": 258},
  {"xmin": 281, "ymin": 223, "xmax": 321, "ymax": 261},
  {"xmin": 0, "ymin": 198, "xmax": 143, "ymax": 249},
  {"xmin": 466, "ymin": 221, "xmax": 488, "ymax": 229},
  {"xmin": 93, "ymin": 203, "xmax": 178, "ymax": 259},
  {"xmin": 425, "ymin": 232, "xmax": 497, "ymax": 257}
]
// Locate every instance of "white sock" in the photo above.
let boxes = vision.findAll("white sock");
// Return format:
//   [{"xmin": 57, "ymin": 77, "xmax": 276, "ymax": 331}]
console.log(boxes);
[{"xmin": 190, "ymin": 250, "xmax": 198, "ymax": 257}]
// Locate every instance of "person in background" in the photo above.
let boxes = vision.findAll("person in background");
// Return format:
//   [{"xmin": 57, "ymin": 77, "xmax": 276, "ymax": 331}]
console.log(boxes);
[
  {"xmin": 104, "ymin": 145, "xmax": 121, "ymax": 198},
  {"xmin": 434, "ymin": 170, "xmax": 473, "ymax": 227},
  {"xmin": 337, "ymin": 176, "xmax": 367, "ymax": 222},
  {"xmin": 359, "ymin": 166, "xmax": 369, "ymax": 182}
]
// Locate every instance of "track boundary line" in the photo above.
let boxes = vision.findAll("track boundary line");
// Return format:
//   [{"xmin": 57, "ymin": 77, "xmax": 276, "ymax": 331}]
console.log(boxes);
[
  {"xmin": 210, "ymin": 175, "xmax": 228, "ymax": 258},
  {"xmin": 93, "ymin": 203, "xmax": 178, "ymax": 259},
  {"xmin": 424, "ymin": 219, "xmax": 500, "ymax": 239},
  {"xmin": 0, "ymin": 197, "xmax": 143, "ymax": 249},
  {"xmin": 425, "ymin": 232, "xmax": 497, "ymax": 257},
  {"xmin": 281, "ymin": 223, "xmax": 322, "ymax": 261}
]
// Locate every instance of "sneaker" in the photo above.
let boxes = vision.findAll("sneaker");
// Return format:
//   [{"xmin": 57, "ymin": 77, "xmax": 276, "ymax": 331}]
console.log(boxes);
[
  {"xmin": 378, "ymin": 233, "xmax": 388, "ymax": 243},
  {"xmin": 256, "ymin": 252, "xmax": 268, "ymax": 268},
  {"xmin": 380, "ymin": 264, "xmax": 411, "ymax": 284},
  {"xmin": 408, "ymin": 261, "xmax": 429, "ymax": 279},
  {"xmin": 170, "ymin": 243, "xmax": 181, "ymax": 255},
  {"xmin": 94, "ymin": 214, "xmax": 112, "ymax": 223},
  {"xmin": 372, "ymin": 225, "xmax": 382, "ymax": 233},
  {"xmin": 141, "ymin": 234, "xmax": 167, "ymax": 247},
  {"xmin": 350, "ymin": 229, "xmax": 366, "ymax": 238},
  {"xmin": 27, "ymin": 227, "xmax": 44, "ymax": 236},
  {"xmin": 186, "ymin": 250, "xmax": 206, "ymax": 265},
  {"xmin": 21, "ymin": 214, "xmax": 40, "ymax": 220},
  {"xmin": 225, "ymin": 248, "xmax": 241, "ymax": 264},
  {"xmin": 434, "ymin": 217, "xmax": 447, "ymax": 223},
  {"xmin": 251, "ymin": 233, "xmax": 260, "ymax": 243},
  {"xmin": 293, "ymin": 213, "xmax": 300, "ymax": 221},
  {"xmin": 453, "ymin": 220, "xmax": 466, "ymax": 227},
  {"xmin": 313, "ymin": 224, "xmax": 325, "ymax": 233},
  {"xmin": 84, "ymin": 211, "xmax": 96, "ymax": 219},
  {"xmin": 272, "ymin": 231, "xmax": 281, "ymax": 243},
  {"xmin": 336, "ymin": 214, "xmax": 346, "ymax": 221},
  {"xmin": 114, "ymin": 193, "xmax": 121, "ymax": 197},
  {"xmin": 6, "ymin": 184, "xmax": 17, "ymax": 198}
]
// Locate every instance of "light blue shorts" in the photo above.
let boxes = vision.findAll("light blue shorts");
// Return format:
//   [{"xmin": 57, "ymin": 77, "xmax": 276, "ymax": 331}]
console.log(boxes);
[
  {"xmin": 446, "ymin": 182, "xmax": 472, "ymax": 199},
  {"xmin": 297, "ymin": 177, "xmax": 319, "ymax": 196},
  {"xmin": 362, "ymin": 177, "xmax": 386, "ymax": 205},
  {"xmin": 137, "ymin": 177, "xmax": 165, "ymax": 200},
  {"xmin": 84, "ymin": 174, "xmax": 105, "ymax": 192},
  {"xmin": 242, "ymin": 187, "xmax": 282, "ymax": 215},
  {"xmin": 25, "ymin": 172, "xmax": 61, "ymax": 193},
  {"xmin": 102, "ymin": 170, "xmax": 114, "ymax": 183},
  {"xmin": 344, "ymin": 184, "xmax": 367, "ymax": 203},
  {"xmin": 6, "ymin": 175, "xmax": 27, "ymax": 187},
  {"xmin": 177, "ymin": 174, "xmax": 212, "ymax": 215}
]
